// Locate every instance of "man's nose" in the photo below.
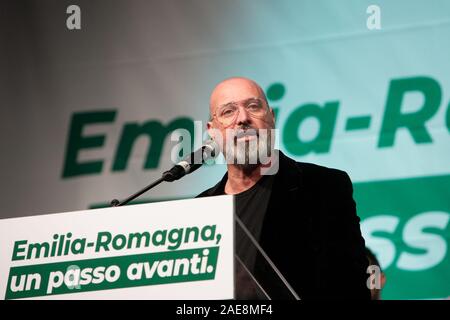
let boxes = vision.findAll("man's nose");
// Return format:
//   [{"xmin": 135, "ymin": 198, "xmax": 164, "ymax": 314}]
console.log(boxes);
[{"xmin": 235, "ymin": 106, "xmax": 251, "ymax": 125}]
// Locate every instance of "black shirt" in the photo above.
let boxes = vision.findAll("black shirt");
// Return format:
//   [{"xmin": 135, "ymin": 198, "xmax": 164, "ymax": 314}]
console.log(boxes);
[{"xmin": 216, "ymin": 174, "xmax": 275, "ymax": 299}]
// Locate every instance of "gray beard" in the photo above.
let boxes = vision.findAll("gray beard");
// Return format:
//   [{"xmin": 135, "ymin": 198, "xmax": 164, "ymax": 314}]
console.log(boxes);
[{"xmin": 224, "ymin": 132, "xmax": 273, "ymax": 169}]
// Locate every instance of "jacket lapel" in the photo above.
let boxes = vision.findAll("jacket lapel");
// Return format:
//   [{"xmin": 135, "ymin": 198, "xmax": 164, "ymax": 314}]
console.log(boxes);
[
  {"xmin": 259, "ymin": 151, "xmax": 318, "ymax": 273},
  {"xmin": 259, "ymin": 151, "xmax": 306, "ymax": 248}
]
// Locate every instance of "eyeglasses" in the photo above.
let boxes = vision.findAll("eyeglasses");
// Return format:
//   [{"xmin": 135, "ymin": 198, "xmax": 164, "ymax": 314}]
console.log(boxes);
[{"xmin": 212, "ymin": 97, "xmax": 269, "ymax": 127}]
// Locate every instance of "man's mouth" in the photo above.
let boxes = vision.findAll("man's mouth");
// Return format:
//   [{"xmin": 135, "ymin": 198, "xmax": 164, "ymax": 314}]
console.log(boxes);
[{"xmin": 234, "ymin": 129, "xmax": 258, "ymax": 142}]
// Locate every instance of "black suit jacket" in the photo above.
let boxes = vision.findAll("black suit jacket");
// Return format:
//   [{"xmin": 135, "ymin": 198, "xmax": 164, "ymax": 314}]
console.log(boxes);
[{"xmin": 197, "ymin": 151, "xmax": 370, "ymax": 300}]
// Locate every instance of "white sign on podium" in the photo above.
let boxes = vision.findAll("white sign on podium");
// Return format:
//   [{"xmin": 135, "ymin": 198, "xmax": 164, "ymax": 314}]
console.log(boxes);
[{"xmin": 0, "ymin": 195, "xmax": 234, "ymax": 300}]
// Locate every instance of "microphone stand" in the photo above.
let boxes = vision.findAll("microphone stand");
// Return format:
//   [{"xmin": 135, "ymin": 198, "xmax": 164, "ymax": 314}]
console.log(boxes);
[
  {"xmin": 110, "ymin": 164, "xmax": 185, "ymax": 206},
  {"xmin": 111, "ymin": 142, "xmax": 217, "ymax": 207},
  {"xmin": 110, "ymin": 166, "xmax": 184, "ymax": 206},
  {"xmin": 110, "ymin": 177, "xmax": 165, "ymax": 207}
]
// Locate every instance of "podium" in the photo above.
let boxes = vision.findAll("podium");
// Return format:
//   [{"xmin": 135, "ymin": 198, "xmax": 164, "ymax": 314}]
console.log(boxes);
[{"xmin": 0, "ymin": 196, "xmax": 298, "ymax": 299}]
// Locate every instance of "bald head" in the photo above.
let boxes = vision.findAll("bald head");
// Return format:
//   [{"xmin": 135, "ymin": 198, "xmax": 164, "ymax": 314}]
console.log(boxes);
[{"xmin": 209, "ymin": 77, "xmax": 268, "ymax": 118}]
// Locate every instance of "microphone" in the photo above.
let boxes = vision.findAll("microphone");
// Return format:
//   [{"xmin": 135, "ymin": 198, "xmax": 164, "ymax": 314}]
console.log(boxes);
[
  {"xmin": 111, "ymin": 139, "xmax": 220, "ymax": 206},
  {"xmin": 162, "ymin": 139, "xmax": 219, "ymax": 182}
]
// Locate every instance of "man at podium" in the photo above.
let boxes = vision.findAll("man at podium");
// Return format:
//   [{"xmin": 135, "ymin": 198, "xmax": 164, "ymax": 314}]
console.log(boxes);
[{"xmin": 197, "ymin": 77, "xmax": 371, "ymax": 300}]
